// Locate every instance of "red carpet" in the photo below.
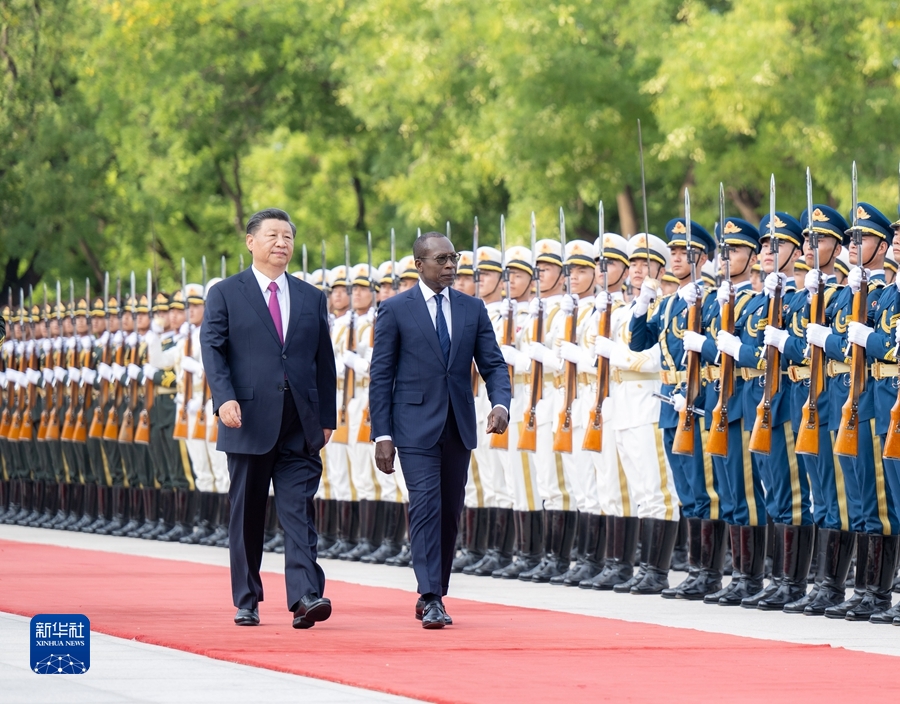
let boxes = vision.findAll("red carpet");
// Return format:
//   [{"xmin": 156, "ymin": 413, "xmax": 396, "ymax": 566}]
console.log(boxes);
[{"xmin": 1, "ymin": 539, "xmax": 897, "ymax": 704}]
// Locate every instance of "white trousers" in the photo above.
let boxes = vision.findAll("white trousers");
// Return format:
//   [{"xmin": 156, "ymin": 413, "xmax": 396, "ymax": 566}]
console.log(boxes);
[{"xmin": 615, "ymin": 424, "xmax": 679, "ymax": 521}]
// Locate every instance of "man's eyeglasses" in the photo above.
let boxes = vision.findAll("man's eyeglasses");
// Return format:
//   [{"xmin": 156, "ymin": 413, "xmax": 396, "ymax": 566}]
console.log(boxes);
[{"xmin": 419, "ymin": 253, "xmax": 461, "ymax": 266}]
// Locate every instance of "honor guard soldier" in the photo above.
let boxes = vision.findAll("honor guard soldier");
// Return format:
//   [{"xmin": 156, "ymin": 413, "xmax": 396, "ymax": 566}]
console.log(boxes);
[
  {"xmin": 452, "ymin": 252, "xmax": 475, "ymax": 296},
  {"xmin": 723, "ymin": 210, "xmax": 811, "ymax": 610},
  {"xmin": 585, "ymin": 233, "xmax": 680, "ymax": 592},
  {"xmin": 884, "ymin": 247, "xmax": 897, "ymax": 286},
  {"xmin": 629, "ymin": 216, "xmax": 720, "ymax": 597},
  {"xmin": 69, "ymin": 297, "xmax": 98, "ymax": 531},
  {"xmin": 807, "ymin": 202, "xmax": 894, "ymax": 620},
  {"xmin": 687, "ymin": 217, "xmax": 765, "ymax": 605},
  {"xmin": 81, "ymin": 297, "xmax": 110, "ymax": 534},
  {"xmin": 660, "ymin": 271, "xmax": 680, "ymax": 297},
  {"xmin": 397, "ymin": 255, "xmax": 419, "ymax": 293},
  {"xmin": 835, "ymin": 247, "xmax": 850, "ymax": 285}
]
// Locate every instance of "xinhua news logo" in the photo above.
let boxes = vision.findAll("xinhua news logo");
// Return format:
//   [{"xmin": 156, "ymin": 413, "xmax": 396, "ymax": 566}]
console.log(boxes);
[{"xmin": 30, "ymin": 614, "xmax": 90, "ymax": 674}]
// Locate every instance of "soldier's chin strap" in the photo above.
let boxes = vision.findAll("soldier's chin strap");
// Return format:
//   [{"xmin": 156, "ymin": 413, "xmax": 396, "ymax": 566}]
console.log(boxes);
[{"xmin": 862, "ymin": 238, "xmax": 887, "ymax": 269}]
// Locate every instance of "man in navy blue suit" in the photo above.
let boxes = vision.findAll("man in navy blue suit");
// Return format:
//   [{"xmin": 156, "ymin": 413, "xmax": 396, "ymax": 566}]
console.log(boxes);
[
  {"xmin": 201, "ymin": 208, "xmax": 337, "ymax": 629},
  {"xmin": 369, "ymin": 231, "xmax": 511, "ymax": 628}
]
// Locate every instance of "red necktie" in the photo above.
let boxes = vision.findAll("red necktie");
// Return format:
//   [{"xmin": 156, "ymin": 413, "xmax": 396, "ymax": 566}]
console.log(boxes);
[{"xmin": 267, "ymin": 281, "xmax": 284, "ymax": 345}]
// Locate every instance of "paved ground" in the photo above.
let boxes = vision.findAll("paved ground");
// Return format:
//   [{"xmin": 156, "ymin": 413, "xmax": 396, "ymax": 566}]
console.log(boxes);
[{"xmin": 2, "ymin": 523, "xmax": 898, "ymax": 703}]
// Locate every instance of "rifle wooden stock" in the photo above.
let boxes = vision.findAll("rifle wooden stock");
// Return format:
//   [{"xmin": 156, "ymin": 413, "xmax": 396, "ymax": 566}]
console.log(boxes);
[
  {"xmin": 207, "ymin": 415, "xmax": 218, "ymax": 444},
  {"xmin": 88, "ymin": 406, "xmax": 104, "ymax": 439},
  {"xmin": 583, "ymin": 302, "xmax": 611, "ymax": 454},
  {"xmin": 37, "ymin": 407, "xmax": 49, "ymax": 441},
  {"xmin": 193, "ymin": 381, "xmax": 210, "ymax": 441},
  {"xmin": 333, "ymin": 315, "xmax": 356, "ymax": 445},
  {"xmin": 118, "ymin": 409, "xmax": 134, "ymax": 443},
  {"xmin": 749, "ymin": 280, "xmax": 783, "ymax": 455},
  {"xmin": 0, "ymin": 408, "xmax": 10, "ymax": 438},
  {"xmin": 517, "ymin": 304, "xmax": 544, "ymax": 453},
  {"xmin": 45, "ymin": 406, "xmax": 60, "ymax": 441},
  {"xmin": 552, "ymin": 305, "xmax": 577, "ymax": 454},
  {"xmin": 357, "ymin": 404, "xmax": 371, "ymax": 443},
  {"xmin": 173, "ymin": 404, "xmax": 189, "ymax": 440},
  {"xmin": 174, "ymin": 335, "xmax": 191, "ymax": 441},
  {"xmin": 134, "ymin": 408, "xmax": 150, "ymax": 445},
  {"xmin": 489, "ymin": 422, "xmax": 509, "ymax": 449},
  {"xmin": 491, "ymin": 302, "xmax": 518, "ymax": 451},
  {"xmin": 102, "ymin": 404, "xmax": 119, "ymax": 441},
  {"xmin": 19, "ymin": 410, "xmax": 33, "ymax": 441},
  {"xmin": 73, "ymin": 407, "xmax": 88, "ymax": 443},
  {"xmin": 8, "ymin": 407, "xmax": 22, "ymax": 442},
  {"xmin": 706, "ymin": 289, "xmax": 734, "ymax": 457},
  {"xmin": 884, "ymin": 394, "xmax": 900, "ymax": 460},
  {"xmin": 673, "ymin": 299, "xmax": 702, "ymax": 456},
  {"xmin": 834, "ymin": 279, "xmax": 868, "ymax": 457},
  {"xmin": 796, "ymin": 278, "xmax": 826, "ymax": 456}
]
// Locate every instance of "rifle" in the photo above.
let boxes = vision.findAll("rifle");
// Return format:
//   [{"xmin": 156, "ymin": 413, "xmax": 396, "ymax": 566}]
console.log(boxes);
[
  {"xmin": 885, "ymin": 163, "xmax": 900, "ymax": 459},
  {"xmin": 672, "ymin": 190, "xmax": 703, "ymax": 456},
  {"xmin": 834, "ymin": 162, "xmax": 866, "ymax": 457},
  {"xmin": 134, "ymin": 270, "xmax": 152, "ymax": 445},
  {"xmin": 519, "ymin": 213, "xmax": 542, "ymax": 452},
  {"xmin": 174, "ymin": 259, "xmax": 190, "ymax": 441},
  {"xmin": 37, "ymin": 284, "xmax": 51, "ymax": 441},
  {"xmin": 9, "ymin": 289, "xmax": 27, "ymax": 442},
  {"xmin": 45, "ymin": 282, "xmax": 63, "ymax": 442},
  {"xmin": 89, "ymin": 273, "xmax": 110, "ymax": 439},
  {"xmin": 192, "ymin": 263, "xmax": 210, "ymax": 441},
  {"xmin": 357, "ymin": 232, "xmax": 375, "ymax": 443},
  {"xmin": 61, "ymin": 281, "xmax": 78, "ymax": 442},
  {"xmin": 104, "ymin": 276, "xmax": 125, "ymax": 441},
  {"xmin": 19, "ymin": 287, "xmax": 37, "ymax": 442},
  {"xmin": 302, "ymin": 244, "xmax": 308, "ymax": 281},
  {"xmin": 707, "ymin": 184, "xmax": 733, "ymax": 456},
  {"xmin": 471, "ymin": 218, "xmax": 481, "ymax": 397},
  {"xmin": 73, "ymin": 278, "xmax": 91, "ymax": 443},
  {"xmin": 332, "ymin": 235, "xmax": 354, "ymax": 444},
  {"xmin": 584, "ymin": 202, "xmax": 611, "ymax": 453},
  {"xmin": 553, "ymin": 207, "xmax": 577, "ymax": 453},
  {"xmin": 749, "ymin": 175, "xmax": 782, "ymax": 454},
  {"xmin": 0, "ymin": 289, "xmax": 13, "ymax": 438},
  {"xmin": 490, "ymin": 215, "xmax": 513, "ymax": 450},
  {"xmin": 797, "ymin": 168, "xmax": 825, "ymax": 456}
]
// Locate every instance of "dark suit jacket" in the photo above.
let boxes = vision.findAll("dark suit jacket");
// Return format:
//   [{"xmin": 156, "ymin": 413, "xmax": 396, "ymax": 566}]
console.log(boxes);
[
  {"xmin": 368, "ymin": 285, "xmax": 511, "ymax": 451},
  {"xmin": 200, "ymin": 267, "xmax": 336, "ymax": 455}
]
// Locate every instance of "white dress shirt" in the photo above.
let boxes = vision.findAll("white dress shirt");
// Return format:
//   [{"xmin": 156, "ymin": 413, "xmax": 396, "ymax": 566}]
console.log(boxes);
[
  {"xmin": 251, "ymin": 265, "xmax": 290, "ymax": 339},
  {"xmin": 418, "ymin": 279, "xmax": 452, "ymax": 338}
]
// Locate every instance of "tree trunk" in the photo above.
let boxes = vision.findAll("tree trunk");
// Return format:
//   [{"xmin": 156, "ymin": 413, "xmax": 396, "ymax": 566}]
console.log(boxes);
[
  {"xmin": 727, "ymin": 187, "xmax": 761, "ymax": 224},
  {"xmin": 617, "ymin": 186, "xmax": 638, "ymax": 237}
]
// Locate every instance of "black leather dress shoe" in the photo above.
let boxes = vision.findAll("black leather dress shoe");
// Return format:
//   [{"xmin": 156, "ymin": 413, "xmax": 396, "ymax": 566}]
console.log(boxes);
[
  {"xmin": 292, "ymin": 594, "xmax": 332, "ymax": 629},
  {"xmin": 421, "ymin": 600, "xmax": 447, "ymax": 629},
  {"xmin": 415, "ymin": 597, "xmax": 452, "ymax": 625},
  {"xmin": 234, "ymin": 607, "xmax": 259, "ymax": 626}
]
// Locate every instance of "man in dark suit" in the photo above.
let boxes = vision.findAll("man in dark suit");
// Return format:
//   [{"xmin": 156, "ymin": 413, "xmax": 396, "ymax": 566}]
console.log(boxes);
[
  {"xmin": 369, "ymin": 231, "xmax": 511, "ymax": 628},
  {"xmin": 201, "ymin": 208, "xmax": 337, "ymax": 629}
]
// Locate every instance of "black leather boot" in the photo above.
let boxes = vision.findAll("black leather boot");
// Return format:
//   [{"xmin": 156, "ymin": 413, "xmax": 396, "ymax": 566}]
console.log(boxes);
[
  {"xmin": 557, "ymin": 513, "xmax": 605, "ymax": 586},
  {"xmin": 315, "ymin": 499, "xmax": 338, "ymax": 553},
  {"xmin": 114, "ymin": 488, "xmax": 141, "ymax": 536},
  {"xmin": 157, "ymin": 488, "xmax": 190, "ymax": 542},
  {"xmin": 663, "ymin": 516, "xmax": 702, "ymax": 598},
  {"xmin": 454, "ymin": 507, "xmax": 488, "ymax": 573},
  {"xmin": 132, "ymin": 488, "xmax": 159, "ymax": 537},
  {"xmin": 12, "ymin": 479, "xmax": 33, "ymax": 524},
  {"xmin": 362, "ymin": 501, "xmax": 404, "ymax": 564},
  {"xmin": 550, "ymin": 511, "xmax": 587, "ymax": 585},
  {"xmin": 496, "ymin": 511, "xmax": 543, "ymax": 578},
  {"xmin": 718, "ymin": 524, "xmax": 766, "ymax": 605},
  {"xmin": 471, "ymin": 508, "xmax": 515, "ymax": 576},
  {"xmin": 586, "ymin": 516, "xmax": 637, "ymax": 590},
  {"xmin": 341, "ymin": 498, "xmax": 379, "ymax": 560},
  {"xmin": 145, "ymin": 489, "xmax": 172, "ymax": 539},
  {"xmin": 846, "ymin": 534, "xmax": 899, "ymax": 621},
  {"xmin": 532, "ymin": 510, "xmax": 577, "ymax": 583},
  {"xmin": 98, "ymin": 486, "xmax": 127, "ymax": 536},
  {"xmin": 675, "ymin": 519, "xmax": 727, "ymax": 600},
  {"xmin": 36, "ymin": 481, "xmax": 59, "ymax": 528},
  {"xmin": 1, "ymin": 480, "xmax": 19, "ymax": 524},
  {"xmin": 758, "ymin": 523, "xmax": 815, "ymax": 611},
  {"xmin": 214, "ymin": 496, "xmax": 231, "ymax": 547},
  {"xmin": 264, "ymin": 518, "xmax": 285, "ymax": 552},
  {"xmin": 83, "ymin": 486, "xmax": 111, "ymax": 533},
  {"xmin": 197, "ymin": 493, "xmax": 223, "ymax": 544},
  {"xmin": 742, "ymin": 522, "xmax": 785, "ymax": 608},
  {"xmin": 261, "ymin": 496, "xmax": 279, "ymax": 550},
  {"xmin": 22, "ymin": 479, "xmax": 45, "ymax": 526},
  {"xmin": 630, "ymin": 518, "xmax": 679, "ymax": 595},
  {"xmin": 48, "ymin": 483, "xmax": 68, "ymax": 529},
  {"xmin": 74, "ymin": 484, "xmax": 97, "ymax": 532},
  {"xmin": 324, "ymin": 501, "xmax": 359, "ymax": 558},
  {"xmin": 825, "ymin": 532, "xmax": 869, "ymax": 619},
  {"xmin": 0, "ymin": 479, "xmax": 8, "ymax": 520},
  {"xmin": 615, "ymin": 517, "xmax": 650, "ymax": 593},
  {"xmin": 181, "ymin": 491, "xmax": 213, "ymax": 544},
  {"xmin": 706, "ymin": 524, "xmax": 741, "ymax": 604},
  {"xmin": 386, "ymin": 504, "xmax": 412, "ymax": 566},
  {"xmin": 518, "ymin": 510, "xmax": 553, "ymax": 581},
  {"xmin": 785, "ymin": 525, "xmax": 826, "ymax": 613},
  {"xmin": 61, "ymin": 484, "xmax": 84, "ymax": 530},
  {"xmin": 464, "ymin": 507, "xmax": 498, "ymax": 575},
  {"xmin": 803, "ymin": 528, "xmax": 855, "ymax": 615}
]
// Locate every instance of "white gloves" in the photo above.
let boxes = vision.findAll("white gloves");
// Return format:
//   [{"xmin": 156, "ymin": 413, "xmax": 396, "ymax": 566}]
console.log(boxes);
[
  {"xmin": 500, "ymin": 345, "xmax": 519, "ymax": 367},
  {"xmin": 125, "ymin": 332, "xmax": 138, "ymax": 347},
  {"xmin": 342, "ymin": 351, "xmax": 369, "ymax": 375},
  {"xmin": 180, "ymin": 356, "xmax": 202, "ymax": 375},
  {"xmin": 804, "ymin": 269, "xmax": 821, "ymax": 296},
  {"xmin": 112, "ymin": 331, "xmax": 124, "ymax": 346},
  {"xmin": 96, "ymin": 362, "xmax": 112, "ymax": 382},
  {"xmin": 716, "ymin": 330, "xmax": 743, "ymax": 359},
  {"xmin": 41, "ymin": 339, "xmax": 52, "ymax": 354},
  {"xmin": 54, "ymin": 367, "xmax": 66, "ymax": 384},
  {"xmin": 671, "ymin": 392, "xmax": 686, "ymax": 413},
  {"xmin": 848, "ymin": 266, "xmax": 869, "ymax": 294},
  {"xmin": 126, "ymin": 364, "xmax": 141, "ymax": 381},
  {"xmin": 25, "ymin": 368, "xmax": 42, "ymax": 386},
  {"xmin": 142, "ymin": 363, "xmax": 158, "ymax": 382},
  {"xmin": 364, "ymin": 309, "xmax": 375, "ymax": 326},
  {"xmin": 896, "ymin": 325, "xmax": 900, "ymax": 346},
  {"xmin": 763, "ymin": 326, "xmax": 789, "ymax": 352},
  {"xmin": 764, "ymin": 272, "xmax": 787, "ymax": 298},
  {"xmin": 81, "ymin": 367, "xmax": 97, "ymax": 386},
  {"xmin": 528, "ymin": 341, "xmax": 551, "ymax": 364},
  {"xmin": 179, "ymin": 322, "xmax": 191, "ymax": 337},
  {"xmin": 143, "ymin": 329, "xmax": 159, "ymax": 347},
  {"xmin": 594, "ymin": 294, "xmax": 609, "ymax": 314},
  {"xmin": 96, "ymin": 331, "xmax": 110, "ymax": 348},
  {"xmin": 528, "ymin": 297, "xmax": 542, "ymax": 318},
  {"xmin": 80, "ymin": 335, "xmax": 92, "ymax": 350},
  {"xmin": 594, "ymin": 336, "xmax": 614, "ymax": 359},
  {"xmin": 500, "ymin": 298, "xmax": 516, "ymax": 320},
  {"xmin": 1, "ymin": 340, "xmax": 13, "ymax": 355},
  {"xmin": 52, "ymin": 337, "xmax": 62, "ymax": 351},
  {"xmin": 677, "ymin": 283, "xmax": 700, "ymax": 306},
  {"xmin": 806, "ymin": 323, "xmax": 830, "ymax": 349},
  {"xmin": 716, "ymin": 282, "xmax": 732, "ymax": 308},
  {"xmin": 847, "ymin": 321, "xmax": 873, "ymax": 348},
  {"xmin": 558, "ymin": 341, "xmax": 592, "ymax": 367},
  {"xmin": 25, "ymin": 340, "xmax": 35, "ymax": 356},
  {"xmin": 67, "ymin": 367, "xmax": 81, "ymax": 384},
  {"xmin": 682, "ymin": 330, "xmax": 707, "ymax": 354},
  {"xmin": 559, "ymin": 294, "xmax": 577, "ymax": 315},
  {"xmin": 42, "ymin": 367, "xmax": 54, "ymax": 385},
  {"xmin": 151, "ymin": 320, "xmax": 164, "ymax": 334},
  {"xmin": 633, "ymin": 280, "xmax": 659, "ymax": 317},
  {"xmin": 66, "ymin": 336, "xmax": 77, "ymax": 351},
  {"xmin": 111, "ymin": 363, "xmax": 125, "ymax": 381}
]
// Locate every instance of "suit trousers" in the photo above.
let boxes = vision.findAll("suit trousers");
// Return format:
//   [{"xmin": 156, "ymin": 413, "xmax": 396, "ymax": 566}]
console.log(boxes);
[
  {"xmin": 397, "ymin": 402, "xmax": 470, "ymax": 597},
  {"xmin": 227, "ymin": 390, "xmax": 325, "ymax": 611}
]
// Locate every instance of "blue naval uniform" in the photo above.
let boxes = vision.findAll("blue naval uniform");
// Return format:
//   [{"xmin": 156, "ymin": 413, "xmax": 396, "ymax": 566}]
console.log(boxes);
[
  {"xmin": 630, "ymin": 287, "xmax": 720, "ymax": 520},
  {"xmin": 731, "ymin": 283, "xmax": 812, "ymax": 526},
  {"xmin": 699, "ymin": 281, "xmax": 766, "ymax": 527},
  {"xmin": 781, "ymin": 276, "xmax": 849, "ymax": 531},
  {"xmin": 819, "ymin": 272, "xmax": 886, "ymax": 533},
  {"xmin": 859, "ymin": 280, "xmax": 900, "ymax": 534}
]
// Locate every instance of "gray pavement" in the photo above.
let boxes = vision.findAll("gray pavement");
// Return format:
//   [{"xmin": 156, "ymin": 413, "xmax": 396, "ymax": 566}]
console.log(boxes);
[{"xmin": 0, "ymin": 612, "xmax": 420, "ymax": 704}]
